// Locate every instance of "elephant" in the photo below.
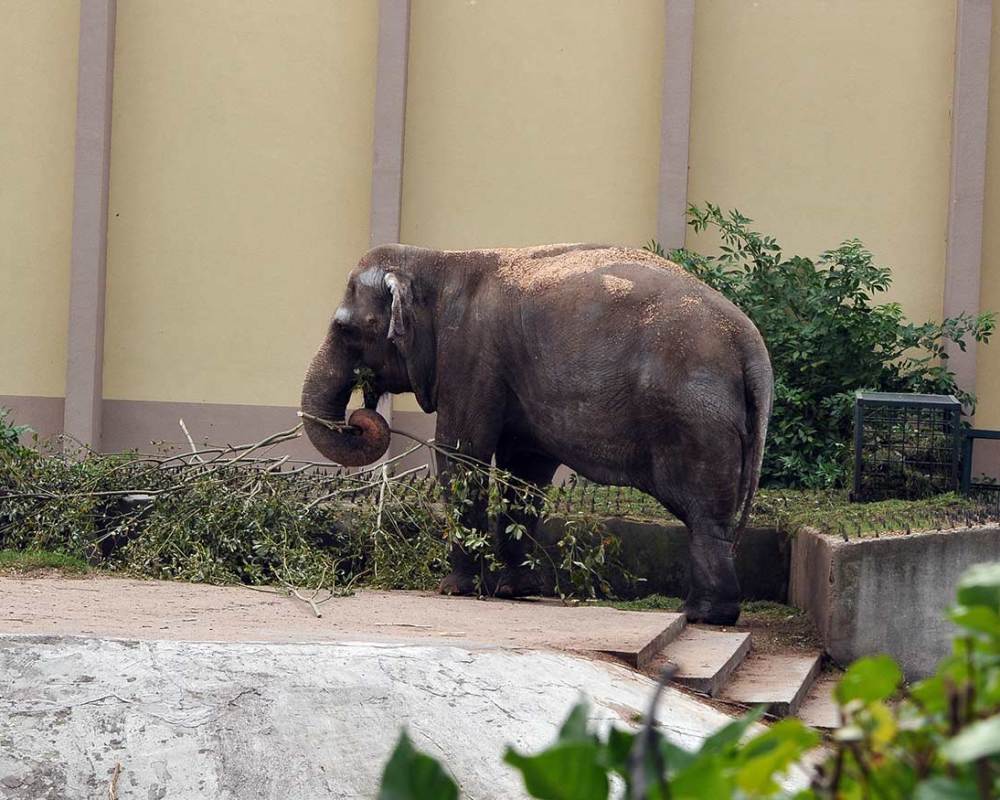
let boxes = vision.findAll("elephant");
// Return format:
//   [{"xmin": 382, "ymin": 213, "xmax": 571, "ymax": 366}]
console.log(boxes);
[{"xmin": 301, "ymin": 243, "xmax": 773, "ymax": 625}]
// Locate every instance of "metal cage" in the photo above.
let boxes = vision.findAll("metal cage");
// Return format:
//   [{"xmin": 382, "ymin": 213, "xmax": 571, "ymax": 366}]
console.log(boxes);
[
  {"xmin": 852, "ymin": 391, "xmax": 962, "ymax": 501},
  {"xmin": 959, "ymin": 429, "xmax": 1000, "ymax": 517}
]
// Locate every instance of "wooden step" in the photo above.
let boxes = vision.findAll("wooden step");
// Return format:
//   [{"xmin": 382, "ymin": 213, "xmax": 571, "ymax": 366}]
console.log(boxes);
[
  {"xmin": 720, "ymin": 651, "xmax": 823, "ymax": 718},
  {"xmin": 661, "ymin": 627, "xmax": 752, "ymax": 697}
]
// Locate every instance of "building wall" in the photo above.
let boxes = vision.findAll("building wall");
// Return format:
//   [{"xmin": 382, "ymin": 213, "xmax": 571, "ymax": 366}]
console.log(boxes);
[
  {"xmin": 401, "ymin": 0, "xmax": 664, "ymax": 250},
  {"xmin": 4, "ymin": 1, "xmax": 1000, "ymax": 455},
  {"xmin": 103, "ymin": 0, "xmax": 378, "ymax": 409},
  {"xmin": 0, "ymin": 1, "xmax": 79, "ymax": 400},
  {"xmin": 687, "ymin": 0, "xmax": 957, "ymax": 327}
]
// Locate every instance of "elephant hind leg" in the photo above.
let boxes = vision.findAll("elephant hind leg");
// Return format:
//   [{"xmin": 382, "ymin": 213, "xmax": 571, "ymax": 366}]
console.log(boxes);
[
  {"xmin": 648, "ymin": 432, "xmax": 744, "ymax": 625},
  {"xmin": 493, "ymin": 440, "xmax": 560, "ymax": 598},
  {"xmin": 679, "ymin": 516, "xmax": 741, "ymax": 625}
]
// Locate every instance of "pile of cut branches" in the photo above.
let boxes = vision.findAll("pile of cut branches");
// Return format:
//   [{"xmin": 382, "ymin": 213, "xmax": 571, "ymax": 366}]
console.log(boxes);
[{"xmin": 0, "ymin": 422, "xmax": 623, "ymax": 601}]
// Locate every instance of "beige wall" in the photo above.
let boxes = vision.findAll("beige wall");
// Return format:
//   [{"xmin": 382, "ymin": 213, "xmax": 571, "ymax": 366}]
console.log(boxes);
[
  {"xmin": 976, "ymin": 2, "xmax": 1000, "ymax": 428},
  {"xmin": 0, "ymin": 1, "xmax": 79, "ymax": 398},
  {"xmin": 687, "ymin": 0, "xmax": 956, "ymax": 328},
  {"xmin": 103, "ymin": 0, "xmax": 378, "ymax": 408},
  {"xmin": 401, "ymin": 0, "xmax": 664, "ymax": 249},
  {"xmin": 11, "ymin": 1, "xmax": 1000, "ymax": 442}
]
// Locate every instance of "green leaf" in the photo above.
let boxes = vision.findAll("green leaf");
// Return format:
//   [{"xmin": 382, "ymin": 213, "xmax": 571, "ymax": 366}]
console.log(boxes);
[
  {"xmin": 913, "ymin": 777, "xmax": 980, "ymax": 799},
  {"xmin": 602, "ymin": 726, "xmax": 635, "ymax": 776},
  {"xmin": 949, "ymin": 604, "xmax": 1000, "ymax": 637},
  {"xmin": 504, "ymin": 742, "xmax": 608, "ymax": 800},
  {"xmin": 555, "ymin": 702, "xmax": 593, "ymax": 743},
  {"xmin": 940, "ymin": 714, "xmax": 1000, "ymax": 763},
  {"xmin": 698, "ymin": 707, "xmax": 764, "ymax": 756},
  {"xmin": 835, "ymin": 655, "xmax": 902, "ymax": 705},
  {"xmin": 378, "ymin": 731, "xmax": 459, "ymax": 800},
  {"xmin": 669, "ymin": 754, "xmax": 732, "ymax": 798},
  {"xmin": 736, "ymin": 719, "xmax": 819, "ymax": 795},
  {"xmin": 910, "ymin": 674, "xmax": 948, "ymax": 714},
  {"xmin": 956, "ymin": 563, "xmax": 1000, "ymax": 614},
  {"xmin": 660, "ymin": 739, "xmax": 697, "ymax": 773}
]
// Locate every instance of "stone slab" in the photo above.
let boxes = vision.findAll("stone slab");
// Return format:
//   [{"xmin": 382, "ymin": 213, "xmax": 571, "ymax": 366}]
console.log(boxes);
[
  {"xmin": 721, "ymin": 652, "xmax": 822, "ymax": 718},
  {"xmin": 789, "ymin": 525, "xmax": 1000, "ymax": 679},
  {"xmin": 662, "ymin": 627, "xmax": 751, "ymax": 696},
  {"xmin": 796, "ymin": 672, "xmax": 841, "ymax": 731},
  {"xmin": 0, "ymin": 577, "xmax": 683, "ymax": 668},
  {"xmin": 2, "ymin": 634, "xmax": 786, "ymax": 800}
]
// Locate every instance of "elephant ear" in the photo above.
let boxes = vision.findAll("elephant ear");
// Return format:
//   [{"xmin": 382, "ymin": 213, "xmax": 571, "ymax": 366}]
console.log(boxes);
[{"xmin": 385, "ymin": 272, "xmax": 437, "ymax": 413}]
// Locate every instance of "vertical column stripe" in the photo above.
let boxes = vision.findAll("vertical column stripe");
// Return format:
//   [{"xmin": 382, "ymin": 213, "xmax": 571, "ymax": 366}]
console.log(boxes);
[
  {"xmin": 370, "ymin": 0, "xmax": 411, "ymax": 248},
  {"xmin": 657, "ymin": 0, "xmax": 695, "ymax": 250},
  {"xmin": 370, "ymin": 0, "xmax": 411, "ymax": 440},
  {"xmin": 65, "ymin": 0, "xmax": 116, "ymax": 449},
  {"xmin": 945, "ymin": 0, "xmax": 992, "ymax": 395}
]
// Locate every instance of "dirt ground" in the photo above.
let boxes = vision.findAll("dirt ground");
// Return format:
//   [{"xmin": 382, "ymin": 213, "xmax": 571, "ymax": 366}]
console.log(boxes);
[
  {"xmin": 0, "ymin": 567, "xmax": 822, "ymax": 654},
  {"xmin": 1, "ymin": 572, "xmax": 837, "ymax": 732},
  {"xmin": 730, "ymin": 607, "xmax": 823, "ymax": 655},
  {"xmin": 0, "ymin": 573, "xmax": 685, "ymax": 667}
]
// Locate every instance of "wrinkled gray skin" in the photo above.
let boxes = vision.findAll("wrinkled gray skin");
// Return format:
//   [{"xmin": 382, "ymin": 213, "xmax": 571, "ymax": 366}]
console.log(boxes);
[{"xmin": 301, "ymin": 243, "xmax": 773, "ymax": 624}]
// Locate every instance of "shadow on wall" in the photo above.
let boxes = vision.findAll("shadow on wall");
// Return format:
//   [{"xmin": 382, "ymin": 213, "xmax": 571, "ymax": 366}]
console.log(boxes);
[{"xmin": 537, "ymin": 519, "xmax": 789, "ymax": 603}]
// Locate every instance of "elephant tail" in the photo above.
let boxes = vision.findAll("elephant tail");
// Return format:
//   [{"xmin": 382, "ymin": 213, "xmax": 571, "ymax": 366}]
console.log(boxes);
[{"xmin": 734, "ymin": 358, "xmax": 773, "ymax": 541}]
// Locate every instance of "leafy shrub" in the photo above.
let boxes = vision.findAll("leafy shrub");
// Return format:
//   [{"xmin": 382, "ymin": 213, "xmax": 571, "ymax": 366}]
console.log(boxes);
[
  {"xmin": 0, "ymin": 407, "xmax": 30, "ymax": 453},
  {"xmin": 0, "ymin": 436, "xmax": 625, "ymax": 598},
  {"xmin": 647, "ymin": 205, "xmax": 996, "ymax": 488},
  {"xmin": 378, "ymin": 561, "xmax": 1000, "ymax": 798}
]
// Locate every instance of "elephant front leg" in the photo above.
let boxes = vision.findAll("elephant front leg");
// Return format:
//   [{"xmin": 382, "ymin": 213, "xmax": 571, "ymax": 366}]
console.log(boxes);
[
  {"xmin": 433, "ymin": 409, "xmax": 504, "ymax": 597},
  {"xmin": 437, "ymin": 456, "xmax": 491, "ymax": 596},
  {"xmin": 493, "ymin": 443, "xmax": 560, "ymax": 599}
]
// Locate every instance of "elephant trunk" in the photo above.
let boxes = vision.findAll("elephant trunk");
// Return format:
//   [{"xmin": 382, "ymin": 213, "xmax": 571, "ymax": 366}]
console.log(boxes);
[{"xmin": 300, "ymin": 335, "xmax": 390, "ymax": 467}]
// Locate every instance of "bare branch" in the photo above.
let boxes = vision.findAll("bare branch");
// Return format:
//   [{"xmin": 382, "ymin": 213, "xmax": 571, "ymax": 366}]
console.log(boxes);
[{"xmin": 178, "ymin": 418, "xmax": 204, "ymax": 464}]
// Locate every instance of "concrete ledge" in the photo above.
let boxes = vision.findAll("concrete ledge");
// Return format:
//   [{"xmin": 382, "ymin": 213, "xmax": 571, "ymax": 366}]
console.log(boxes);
[{"xmin": 789, "ymin": 525, "xmax": 1000, "ymax": 679}]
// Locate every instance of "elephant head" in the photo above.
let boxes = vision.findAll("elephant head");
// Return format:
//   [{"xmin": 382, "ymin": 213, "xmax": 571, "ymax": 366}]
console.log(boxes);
[{"xmin": 300, "ymin": 245, "xmax": 438, "ymax": 466}]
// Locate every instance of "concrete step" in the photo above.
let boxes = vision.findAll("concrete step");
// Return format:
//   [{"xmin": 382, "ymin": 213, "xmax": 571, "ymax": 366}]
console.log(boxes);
[
  {"xmin": 720, "ymin": 651, "xmax": 823, "ymax": 718},
  {"xmin": 795, "ymin": 671, "xmax": 842, "ymax": 730},
  {"xmin": 661, "ymin": 627, "xmax": 752, "ymax": 697},
  {"xmin": 532, "ymin": 600, "xmax": 687, "ymax": 669}
]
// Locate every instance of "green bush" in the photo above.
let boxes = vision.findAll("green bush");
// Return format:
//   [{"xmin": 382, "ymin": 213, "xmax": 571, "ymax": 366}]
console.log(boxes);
[
  {"xmin": 0, "ymin": 436, "xmax": 623, "ymax": 599},
  {"xmin": 647, "ymin": 205, "xmax": 996, "ymax": 489},
  {"xmin": 0, "ymin": 407, "xmax": 31, "ymax": 453},
  {"xmin": 378, "ymin": 561, "xmax": 1000, "ymax": 799}
]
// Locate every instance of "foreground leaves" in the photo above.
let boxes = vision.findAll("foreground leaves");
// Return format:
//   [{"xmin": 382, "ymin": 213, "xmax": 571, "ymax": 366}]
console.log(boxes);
[
  {"xmin": 834, "ymin": 655, "xmax": 902, "ymax": 705},
  {"xmin": 504, "ymin": 743, "xmax": 609, "ymax": 800},
  {"xmin": 941, "ymin": 716, "xmax": 1000, "ymax": 764},
  {"xmin": 379, "ymin": 731, "xmax": 459, "ymax": 800}
]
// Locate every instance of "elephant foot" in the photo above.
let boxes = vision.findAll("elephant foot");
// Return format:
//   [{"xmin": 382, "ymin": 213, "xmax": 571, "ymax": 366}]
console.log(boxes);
[
  {"xmin": 493, "ymin": 566, "xmax": 542, "ymax": 599},
  {"xmin": 438, "ymin": 570, "xmax": 479, "ymax": 597},
  {"xmin": 682, "ymin": 597, "xmax": 741, "ymax": 626}
]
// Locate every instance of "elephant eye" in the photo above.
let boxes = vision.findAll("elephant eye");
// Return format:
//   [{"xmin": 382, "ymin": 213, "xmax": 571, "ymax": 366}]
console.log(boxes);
[{"xmin": 331, "ymin": 313, "xmax": 359, "ymax": 337}]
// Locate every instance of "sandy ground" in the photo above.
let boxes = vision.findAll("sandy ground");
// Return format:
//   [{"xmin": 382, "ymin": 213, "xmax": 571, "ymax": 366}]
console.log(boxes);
[{"xmin": 0, "ymin": 574, "xmax": 681, "ymax": 664}]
